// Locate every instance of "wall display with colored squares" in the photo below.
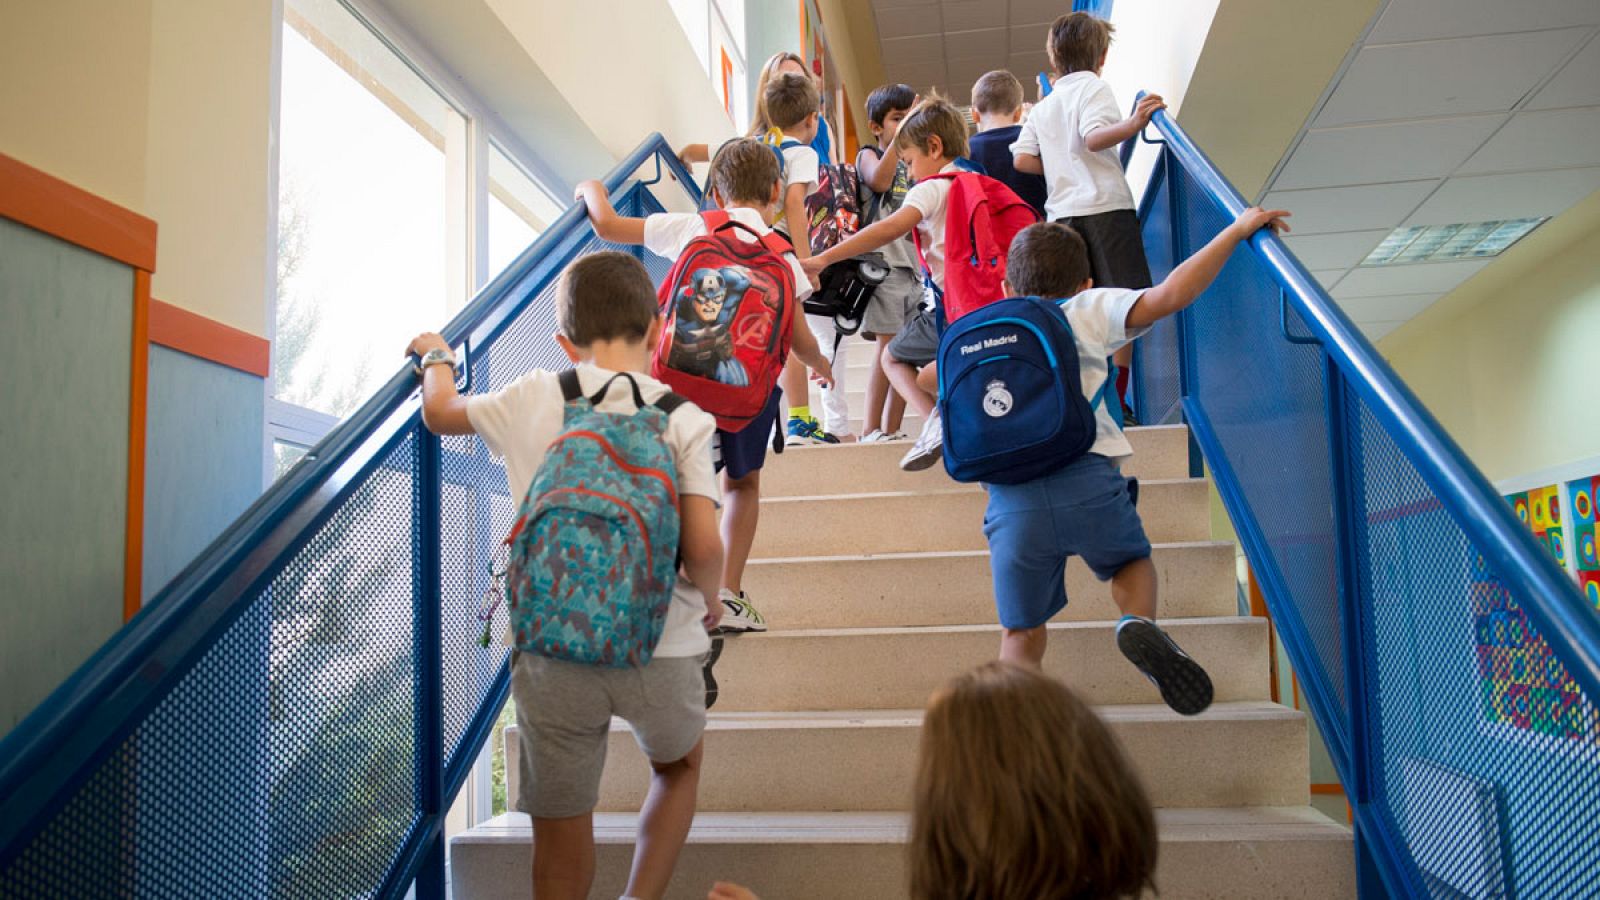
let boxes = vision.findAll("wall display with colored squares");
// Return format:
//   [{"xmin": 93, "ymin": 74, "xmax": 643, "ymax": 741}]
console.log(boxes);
[{"xmin": 1568, "ymin": 475, "xmax": 1600, "ymax": 612}]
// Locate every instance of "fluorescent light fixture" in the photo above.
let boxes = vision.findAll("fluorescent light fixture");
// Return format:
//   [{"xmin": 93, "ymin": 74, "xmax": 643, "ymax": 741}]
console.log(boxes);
[{"xmin": 1360, "ymin": 218, "xmax": 1546, "ymax": 266}]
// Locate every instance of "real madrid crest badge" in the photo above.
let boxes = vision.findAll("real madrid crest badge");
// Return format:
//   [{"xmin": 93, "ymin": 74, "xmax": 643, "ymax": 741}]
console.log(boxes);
[{"xmin": 983, "ymin": 379, "xmax": 1013, "ymax": 418}]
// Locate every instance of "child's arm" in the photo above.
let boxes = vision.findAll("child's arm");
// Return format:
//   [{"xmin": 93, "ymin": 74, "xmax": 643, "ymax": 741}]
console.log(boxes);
[
  {"xmin": 678, "ymin": 143, "xmax": 710, "ymax": 167},
  {"xmin": 783, "ymin": 183, "xmax": 812, "ymax": 259},
  {"xmin": 1127, "ymin": 207, "xmax": 1290, "ymax": 328},
  {"xmin": 788, "ymin": 301, "xmax": 835, "ymax": 386},
  {"xmin": 800, "ymin": 205, "xmax": 924, "ymax": 277},
  {"xmin": 677, "ymin": 494, "xmax": 724, "ymax": 628},
  {"xmin": 1013, "ymin": 152, "xmax": 1044, "ymax": 175},
  {"xmin": 1084, "ymin": 93, "xmax": 1166, "ymax": 153},
  {"xmin": 407, "ymin": 332, "xmax": 475, "ymax": 435},
  {"xmin": 575, "ymin": 180, "xmax": 647, "ymax": 245}
]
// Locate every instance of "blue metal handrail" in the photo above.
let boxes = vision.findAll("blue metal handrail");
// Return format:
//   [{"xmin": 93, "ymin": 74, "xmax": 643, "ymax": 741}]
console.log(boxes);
[
  {"xmin": 1130, "ymin": 98, "xmax": 1600, "ymax": 897},
  {"xmin": 0, "ymin": 133, "xmax": 702, "ymax": 898}
]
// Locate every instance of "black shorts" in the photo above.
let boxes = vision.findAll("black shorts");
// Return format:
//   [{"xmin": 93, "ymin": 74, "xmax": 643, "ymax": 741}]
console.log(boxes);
[
  {"xmin": 886, "ymin": 307, "xmax": 939, "ymax": 368},
  {"xmin": 714, "ymin": 387, "xmax": 782, "ymax": 481},
  {"xmin": 1056, "ymin": 209, "xmax": 1153, "ymax": 290}
]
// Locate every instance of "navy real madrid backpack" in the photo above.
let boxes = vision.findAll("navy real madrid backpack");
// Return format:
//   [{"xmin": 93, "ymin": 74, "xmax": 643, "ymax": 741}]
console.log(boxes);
[{"xmin": 935, "ymin": 296, "xmax": 1106, "ymax": 485}]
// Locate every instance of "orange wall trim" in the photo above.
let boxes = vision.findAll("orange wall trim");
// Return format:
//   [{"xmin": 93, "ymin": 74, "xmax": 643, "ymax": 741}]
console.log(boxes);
[
  {"xmin": 126, "ymin": 273, "xmax": 151, "ymax": 620},
  {"xmin": 1310, "ymin": 783, "xmax": 1347, "ymax": 796},
  {"xmin": 0, "ymin": 153, "xmax": 157, "ymax": 272},
  {"xmin": 148, "ymin": 299, "xmax": 271, "ymax": 378}
]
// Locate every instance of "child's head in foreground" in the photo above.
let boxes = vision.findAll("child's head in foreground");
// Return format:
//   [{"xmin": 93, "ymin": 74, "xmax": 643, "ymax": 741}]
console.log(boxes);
[
  {"xmin": 1048, "ymin": 11, "xmax": 1115, "ymax": 77},
  {"xmin": 866, "ymin": 82, "xmax": 917, "ymax": 142},
  {"xmin": 911, "ymin": 661, "xmax": 1158, "ymax": 900},
  {"xmin": 971, "ymin": 70, "xmax": 1025, "ymax": 123},
  {"xmin": 555, "ymin": 251, "xmax": 659, "ymax": 354},
  {"xmin": 764, "ymin": 71, "xmax": 821, "ymax": 142},
  {"xmin": 893, "ymin": 94, "xmax": 970, "ymax": 180},
  {"xmin": 1005, "ymin": 222, "xmax": 1094, "ymax": 299},
  {"xmin": 708, "ymin": 138, "xmax": 783, "ymax": 213}
]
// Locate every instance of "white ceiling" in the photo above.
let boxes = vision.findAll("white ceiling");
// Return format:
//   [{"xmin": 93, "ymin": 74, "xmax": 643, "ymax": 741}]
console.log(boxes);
[
  {"xmin": 1263, "ymin": 0, "xmax": 1600, "ymax": 341},
  {"xmin": 869, "ymin": 0, "xmax": 1058, "ymax": 110}
]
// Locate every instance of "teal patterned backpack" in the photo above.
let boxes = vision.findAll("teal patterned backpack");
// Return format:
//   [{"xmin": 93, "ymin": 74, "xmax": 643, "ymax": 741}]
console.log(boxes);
[{"xmin": 504, "ymin": 370, "xmax": 684, "ymax": 667}]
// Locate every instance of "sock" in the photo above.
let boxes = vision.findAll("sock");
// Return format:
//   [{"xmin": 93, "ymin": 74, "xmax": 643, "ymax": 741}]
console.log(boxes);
[{"xmin": 789, "ymin": 405, "xmax": 812, "ymax": 422}]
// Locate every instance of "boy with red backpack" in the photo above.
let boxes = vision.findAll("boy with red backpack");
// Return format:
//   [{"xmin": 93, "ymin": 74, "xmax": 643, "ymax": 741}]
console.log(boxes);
[
  {"xmin": 579, "ymin": 138, "xmax": 835, "ymax": 635},
  {"xmin": 408, "ymin": 252, "xmax": 725, "ymax": 900},
  {"xmin": 803, "ymin": 95, "xmax": 1038, "ymax": 471}
]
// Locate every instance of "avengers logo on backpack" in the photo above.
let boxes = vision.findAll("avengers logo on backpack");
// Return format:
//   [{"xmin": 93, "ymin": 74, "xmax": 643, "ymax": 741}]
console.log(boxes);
[
  {"xmin": 505, "ymin": 370, "xmax": 684, "ymax": 667},
  {"xmin": 912, "ymin": 170, "xmax": 1040, "ymax": 326},
  {"xmin": 936, "ymin": 296, "xmax": 1105, "ymax": 485},
  {"xmin": 651, "ymin": 211, "xmax": 796, "ymax": 432}
]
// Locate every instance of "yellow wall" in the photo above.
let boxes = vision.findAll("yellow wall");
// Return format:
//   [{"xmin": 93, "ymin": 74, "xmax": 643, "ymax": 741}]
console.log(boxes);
[{"xmin": 1380, "ymin": 192, "xmax": 1600, "ymax": 483}]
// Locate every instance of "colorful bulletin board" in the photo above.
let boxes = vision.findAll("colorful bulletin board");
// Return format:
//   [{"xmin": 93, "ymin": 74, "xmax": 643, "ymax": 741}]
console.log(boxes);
[{"xmin": 1477, "ymin": 461, "xmax": 1600, "ymax": 742}]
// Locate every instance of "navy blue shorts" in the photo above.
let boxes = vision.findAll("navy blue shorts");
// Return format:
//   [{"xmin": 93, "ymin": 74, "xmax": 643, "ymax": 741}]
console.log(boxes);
[
  {"xmin": 983, "ymin": 454, "xmax": 1152, "ymax": 630},
  {"xmin": 714, "ymin": 388, "xmax": 782, "ymax": 481}
]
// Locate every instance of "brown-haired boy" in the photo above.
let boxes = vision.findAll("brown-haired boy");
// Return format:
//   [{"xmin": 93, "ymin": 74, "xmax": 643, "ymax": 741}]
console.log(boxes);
[
  {"xmin": 578, "ymin": 137, "xmax": 834, "ymax": 634},
  {"xmin": 968, "ymin": 70, "xmax": 1047, "ymax": 216},
  {"xmin": 408, "ymin": 251, "xmax": 724, "ymax": 899},
  {"xmin": 1013, "ymin": 11, "xmax": 1166, "ymax": 424}
]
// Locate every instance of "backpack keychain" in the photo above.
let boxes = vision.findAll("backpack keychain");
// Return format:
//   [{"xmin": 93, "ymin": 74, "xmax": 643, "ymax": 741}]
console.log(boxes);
[{"xmin": 477, "ymin": 552, "xmax": 508, "ymax": 648}]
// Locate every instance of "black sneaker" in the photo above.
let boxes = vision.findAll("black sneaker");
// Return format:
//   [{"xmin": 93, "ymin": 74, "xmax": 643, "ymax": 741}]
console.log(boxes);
[
  {"xmin": 1116, "ymin": 617, "xmax": 1213, "ymax": 716},
  {"xmin": 703, "ymin": 637, "xmax": 725, "ymax": 710}
]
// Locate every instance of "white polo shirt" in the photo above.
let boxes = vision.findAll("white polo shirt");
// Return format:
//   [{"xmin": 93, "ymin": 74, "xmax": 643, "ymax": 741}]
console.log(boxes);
[{"xmin": 1011, "ymin": 72, "xmax": 1136, "ymax": 220}]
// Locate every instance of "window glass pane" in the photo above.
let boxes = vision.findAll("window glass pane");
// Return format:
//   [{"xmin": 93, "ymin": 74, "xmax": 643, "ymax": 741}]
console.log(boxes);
[
  {"xmin": 273, "ymin": 440, "xmax": 310, "ymax": 481},
  {"xmin": 486, "ymin": 146, "xmax": 560, "ymax": 281},
  {"xmin": 712, "ymin": 0, "xmax": 745, "ymax": 55},
  {"xmin": 276, "ymin": 0, "xmax": 463, "ymax": 418}
]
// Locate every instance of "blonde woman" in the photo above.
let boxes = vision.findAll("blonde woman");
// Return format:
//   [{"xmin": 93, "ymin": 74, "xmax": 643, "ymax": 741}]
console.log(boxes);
[{"xmin": 678, "ymin": 52, "xmax": 834, "ymax": 167}]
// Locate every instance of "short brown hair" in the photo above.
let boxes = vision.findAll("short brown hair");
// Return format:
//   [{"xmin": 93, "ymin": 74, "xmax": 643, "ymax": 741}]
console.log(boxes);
[
  {"xmin": 893, "ymin": 94, "xmax": 969, "ymax": 160},
  {"xmin": 971, "ymin": 70, "xmax": 1024, "ymax": 115},
  {"xmin": 708, "ymin": 138, "xmax": 781, "ymax": 206},
  {"xmin": 910, "ymin": 662, "xmax": 1158, "ymax": 900},
  {"xmin": 555, "ymin": 252, "xmax": 658, "ymax": 346},
  {"xmin": 1007, "ymin": 222, "xmax": 1093, "ymax": 299},
  {"xmin": 1048, "ymin": 11, "xmax": 1115, "ymax": 76},
  {"xmin": 763, "ymin": 71, "xmax": 819, "ymax": 132}
]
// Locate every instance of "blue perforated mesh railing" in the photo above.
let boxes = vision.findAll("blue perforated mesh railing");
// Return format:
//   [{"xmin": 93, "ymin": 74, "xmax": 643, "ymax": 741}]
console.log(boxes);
[
  {"xmin": 1129, "ymin": 105, "xmax": 1600, "ymax": 897},
  {"xmin": 0, "ymin": 135, "xmax": 699, "ymax": 899}
]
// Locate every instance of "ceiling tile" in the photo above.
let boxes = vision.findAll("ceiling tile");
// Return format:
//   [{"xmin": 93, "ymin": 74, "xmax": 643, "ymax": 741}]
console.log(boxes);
[
  {"xmin": 1457, "ymin": 108, "xmax": 1600, "ymax": 174},
  {"xmin": 1361, "ymin": 320, "xmax": 1407, "ymax": 342},
  {"xmin": 941, "ymin": 1, "xmax": 1005, "ymax": 33},
  {"xmin": 1405, "ymin": 167, "xmax": 1600, "ymax": 225},
  {"xmin": 1529, "ymin": 34, "xmax": 1600, "ymax": 110},
  {"xmin": 1260, "ymin": 180, "xmax": 1440, "ymax": 234},
  {"xmin": 1336, "ymin": 292, "xmax": 1442, "ymax": 321},
  {"xmin": 947, "ymin": 55, "xmax": 1006, "ymax": 89},
  {"xmin": 881, "ymin": 33, "xmax": 945, "ymax": 68},
  {"xmin": 1315, "ymin": 29, "xmax": 1589, "ymax": 126},
  {"xmin": 875, "ymin": 4, "xmax": 943, "ymax": 38},
  {"xmin": 1284, "ymin": 230, "xmax": 1392, "ymax": 270},
  {"xmin": 1008, "ymin": 24, "xmax": 1050, "ymax": 56},
  {"xmin": 1333, "ymin": 260, "xmax": 1491, "ymax": 298},
  {"xmin": 1369, "ymin": 0, "xmax": 1600, "ymax": 43},
  {"xmin": 1312, "ymin": 269, "xmax": 1348, "ymax": 290},
  {"xmin": 884, "ymin": 59, "xmax": 950, "ymax": 92},
  {"xmin": 943, "ymin": 27, "xmax": 1008, "ymax": 60},
  {"xmin": 1272, "ymin": 116, "xmax": 1505, "ymax": 190},
  {"xmin": 1009, "ymin": 0, "xmax": 1062, "ymax": 26}
]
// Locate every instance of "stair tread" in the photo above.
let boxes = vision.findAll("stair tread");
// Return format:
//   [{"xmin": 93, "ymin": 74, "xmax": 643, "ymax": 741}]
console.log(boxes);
[
  {"xmin": 759, "ymin": 477, "xmax": 1202, "ymax": 503},
  {"xmin": 744, "ymin": 540, "xmax": 1231, "ymax": 566},
  {"xmin": 458, "ymin": 806, "xmax": 1350, "ymax": 846},
  {"xmin": 729, "ymin": 615, "xmax": 1259, "ymax": 642},
  {"xmin": 603, "ymin": 701, "xmax": 1299, "ymax": 733}
]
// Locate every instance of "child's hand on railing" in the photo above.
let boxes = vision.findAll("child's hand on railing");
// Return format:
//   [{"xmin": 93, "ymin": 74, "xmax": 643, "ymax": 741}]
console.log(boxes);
[
  {"xmin": 1231, "ymin": 207, "xmax": 1292, "ymax": 240},
  {"xmin": 407, "ymin": 332, "xmax": 450, "ymax": 359},
  {"xmin": 1132, "ymin": 93, "xmax": 1167, "ymax": 128}
]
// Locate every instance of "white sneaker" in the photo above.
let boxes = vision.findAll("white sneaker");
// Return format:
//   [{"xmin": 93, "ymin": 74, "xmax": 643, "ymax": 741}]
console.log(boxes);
[
  {"xmin": 860, "ymin": 429, "xmax": 886, "ymax": 443},
  {"xmin": 899, "ymin": 410, "xmax": 943, "ymax": 471},
  {"xmin": 715, "ymin": 588, "xmax": 768, "ymax": 634}
]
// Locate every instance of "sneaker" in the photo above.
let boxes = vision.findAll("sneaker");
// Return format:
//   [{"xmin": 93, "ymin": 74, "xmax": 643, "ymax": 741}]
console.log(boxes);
[
  {"xmin": 785, "ymin": 416, "xmax": 841, "ymax": 446},
  {"xmin": 861, "ymin": 430, "xmax": 909, "ymax": 444},
  {"xmin": 715, "ymin": 588, "xmax": 768, "ymax": 634},
  {"xmin": 1116, "ymin": 616, "xmax": 1214, "ymax": 716},
  {"xmin": 702, "ymin": 637, "xmax": 724, "ymax": 709},
  {"xmin": 899, "ymin": 410, "xmax": 943, "ymax": 471}
]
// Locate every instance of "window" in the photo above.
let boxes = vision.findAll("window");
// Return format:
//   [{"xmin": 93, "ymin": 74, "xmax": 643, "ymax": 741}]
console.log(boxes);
[
  {"xmin": 485, "ymin": 144, "xmax": 560, "ymax": 280},
  {"xmin": 666, "ymin": 0, "xmax": 749, "ymax": 132}
]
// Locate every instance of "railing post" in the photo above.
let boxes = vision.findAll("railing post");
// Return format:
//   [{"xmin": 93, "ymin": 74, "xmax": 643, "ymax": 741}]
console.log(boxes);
[
  {"xmin": 415, "ymin": 427, "xmax": 447, "ymax": 900},
  {"xmin": 1166, "ymin": 150, "xmax": 1204, "ymax": 478}
]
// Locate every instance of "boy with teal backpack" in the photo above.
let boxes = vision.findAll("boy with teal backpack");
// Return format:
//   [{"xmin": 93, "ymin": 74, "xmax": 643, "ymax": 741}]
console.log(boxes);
[{"xmin": 409, "ymin": 251, "xmax": 724, "ymax": 900}]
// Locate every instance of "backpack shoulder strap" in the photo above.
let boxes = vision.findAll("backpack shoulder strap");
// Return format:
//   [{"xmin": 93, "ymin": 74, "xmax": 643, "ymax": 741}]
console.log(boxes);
[
  {"xmin": 558, "ymin": 368, "xmax": 583, "ymax": 403},
  {"xmin": 652, "ymin": 391, "xmax": 687, "ymax": 417},
  {"xmin": 700, "ymin": 210, "xmax": 732, "ymax": 232}
]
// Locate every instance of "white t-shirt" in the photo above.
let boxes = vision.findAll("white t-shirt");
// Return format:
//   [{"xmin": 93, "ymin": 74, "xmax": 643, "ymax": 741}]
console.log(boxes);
[
  {"xmin": 903, "ymin": 162, "xmax": 963, "ymax": 292},
  {"xmin": 1011, "ymin": 72, "xmax": 1136, "ymax": 220},
  {"xmin": 1056, "ymin": 287, "xmax": 1150, "ymax": 460},
  {"xmin": 643, "ymin": 206, "xmax": 814, "ymax": 302},
  {"xmin": 774, "ymin": 137, "xmax": 820, "ymax": 239},
  {"xmin": 467, "ymin": 362, "xmax": 719, "ymax": 658}
]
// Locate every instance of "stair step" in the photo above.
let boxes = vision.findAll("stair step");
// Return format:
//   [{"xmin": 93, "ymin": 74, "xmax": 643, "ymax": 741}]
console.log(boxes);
[
  {"xmin": 763, "ymin": 424, "xmax": 1191, "ymax": 495},
  {"xmin": 591, "ymin": 702, "xmax": 1306, "ymax": 812},
  {"xmin": 709, "ymin": 617, "xmax": 1270, "ymax": 711},
  {"xmin": 742, "ymin": 542, "xmax": 1239, "ymax": 628},
  {"xmin": 451, "ymin": 807, "xmax": 1353, "ymax": 899},
  {"xmin": 750, "ymin": 480, "xmax": 1211, "ymax": 558}
]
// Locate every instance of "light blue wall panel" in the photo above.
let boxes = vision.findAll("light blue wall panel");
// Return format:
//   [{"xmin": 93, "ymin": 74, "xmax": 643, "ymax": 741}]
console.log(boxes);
[
  {"xmin": 0, "ymin": 218, "xmax": 133, "ymax": 735},
  {"xmin": 142, "ymin": 345, "xmax": 265, "ymax": 600},
  {"xmin": 745, "ymin": 0, "xmax": 804, "ymax": 102}
]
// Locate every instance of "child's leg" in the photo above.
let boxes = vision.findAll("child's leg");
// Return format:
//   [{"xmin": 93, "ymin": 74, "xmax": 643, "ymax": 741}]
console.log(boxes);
[
  {"xmin": 1000, "ymin": 626, "xmax": 1048, "ymax": 666},
  {"xmin": 863, "ymin": 335, "xmax": 891, "ymax": 435},
  {"xmin": 627, "ymin": 737, "xmax": 705, "ymax": 900},
  {"xmin": 1110, "ymin": 556, "xmax": 1157, "ymax": 620},
  {"xmin": 532, "ymin": 814, "xmax": 595, "ymax": 900},
  {"xmin": 779, "ymin": 356, "xmax": 810, "ymax": 421},
  {"xmin": 720, "ymin": 469, "xmax": 760, "ymax": 594},
  {"xmin": 816, "ymin": 327, "xmax": 851, "ymax": 436},
  {"xmin": 884, "ymin": 356, "xmax": 934, "ymax": 417}
]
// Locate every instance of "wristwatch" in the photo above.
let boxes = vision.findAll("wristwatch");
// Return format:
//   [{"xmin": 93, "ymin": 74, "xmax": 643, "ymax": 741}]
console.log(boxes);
[{"xmin": 414, "ymin": 347, "xmax": 457, "ymax": 376}]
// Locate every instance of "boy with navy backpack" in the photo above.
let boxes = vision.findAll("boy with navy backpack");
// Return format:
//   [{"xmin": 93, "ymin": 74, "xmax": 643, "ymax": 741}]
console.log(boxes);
[
  {"xmin": 408, "ymin": 251, "xmax": 724, "ymax": 899},
  {"xmin": 959, "ymin": 213, "xmax": 1287, "ymax": 716}
]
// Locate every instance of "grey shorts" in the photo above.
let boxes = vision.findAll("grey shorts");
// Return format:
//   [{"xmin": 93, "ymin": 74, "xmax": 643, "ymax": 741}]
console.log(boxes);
[
  {"xmin": 861, "ymin": 267, "xmax": 922, "ymax": 338},
  {"xmin": 513, "ymin": 651, "xmax": 706, "ymax": 819},
  {"xmin": 886, "ymin": 307, "xmax": 940, "ymax": 368}
]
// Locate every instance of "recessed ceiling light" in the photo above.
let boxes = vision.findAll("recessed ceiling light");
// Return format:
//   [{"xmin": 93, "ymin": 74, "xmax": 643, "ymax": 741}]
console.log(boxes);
[{"xmin": 1360, "ymin": 218, "xmax": 1546, "ymax": 267}]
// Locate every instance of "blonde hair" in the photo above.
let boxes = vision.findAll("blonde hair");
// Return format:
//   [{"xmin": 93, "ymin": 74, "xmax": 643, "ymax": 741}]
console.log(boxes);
[
  {"xmin": 893, "ymin": 94, "xmax": 970, "ymax": 160},
  {"xmin": 910, "ymin": 662, "xmax": 1158, "ymax": 900},
  {"xmin": 749, "ymin": 51, "xmax": 810, "ymax": 137}
]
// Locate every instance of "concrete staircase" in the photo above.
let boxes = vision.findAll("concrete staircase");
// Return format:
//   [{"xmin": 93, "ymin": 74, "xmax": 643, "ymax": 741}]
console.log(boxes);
[{"xmin": 450, "ymin": 339, "xmax": 1355, "ymax": 898}]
